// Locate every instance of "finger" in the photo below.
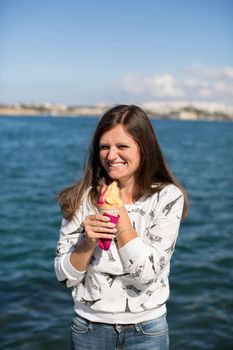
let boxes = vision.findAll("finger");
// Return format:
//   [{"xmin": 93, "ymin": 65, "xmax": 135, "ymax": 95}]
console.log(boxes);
[
  {"xmin": 90, "ymin": 214, "xmax": 111, "ymax": 222},
  {"xmin": 85, "ymin": 215, "xmax": 110, "ymax": 226},
  {"xmin": 98, "ymin": 232, "xmax": 116, "ymax": 239},
  {"xmin": 89, "ymin": 221, "xmax": 116, "ymax": 230},
  {"xmin": 85, "ymin": 220, "xmax": 117, "ymax": 231},
  {"xmin": 84, "ymin": 215, "xmax": 109, "ymax": 228},
  {"xmin": 89, "ymin": 232, "xmax": 116, "ymax": 240},
  {"xmin": 88, "ymin": 215, "xmax": 116, "ymax": 228},
  {"xmin": 87, "ymin": 225, "xmax": 117, "ymax": 233},
  {"xmin": 85, "ymin": 231, "xmax": 116, "ymax": 240}
]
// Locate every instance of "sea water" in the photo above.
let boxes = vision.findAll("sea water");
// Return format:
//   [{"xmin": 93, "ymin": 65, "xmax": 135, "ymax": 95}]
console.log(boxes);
[{"xmin": 0, "ymin": 116, "xmax": 232, "ymax": 350}]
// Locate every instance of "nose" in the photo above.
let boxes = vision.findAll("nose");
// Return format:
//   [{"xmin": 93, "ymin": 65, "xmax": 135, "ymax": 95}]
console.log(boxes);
[{"xmin": 107, "ymin": 147, "xmax": 117, "ymax": 160}]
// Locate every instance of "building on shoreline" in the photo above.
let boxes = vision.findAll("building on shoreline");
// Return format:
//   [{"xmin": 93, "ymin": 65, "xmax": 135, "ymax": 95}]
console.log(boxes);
[{"xmin": 0, "ymin": 101, "xmax": 233, "ymax": 121}]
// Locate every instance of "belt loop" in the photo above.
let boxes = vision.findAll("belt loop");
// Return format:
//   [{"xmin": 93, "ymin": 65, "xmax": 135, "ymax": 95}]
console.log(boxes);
[
  {"xmin": 115, "ymin": 324, "xmax": 122, "ymax": 333},
  {"xmin": 88, "ymin": 321, "xmax": 93, "ymax": 331}
]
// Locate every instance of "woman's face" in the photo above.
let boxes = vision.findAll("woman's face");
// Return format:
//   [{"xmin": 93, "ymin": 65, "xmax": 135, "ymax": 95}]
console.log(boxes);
[{"xmin": 99, "ymin": 124, "xmax": 141, "ymax": 185}]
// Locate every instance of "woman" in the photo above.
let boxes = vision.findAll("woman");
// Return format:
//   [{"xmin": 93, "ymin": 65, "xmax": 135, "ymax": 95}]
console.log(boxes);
[{"xmin": 55, "ymin": 104, "xmax": 188, "ymax": 350}]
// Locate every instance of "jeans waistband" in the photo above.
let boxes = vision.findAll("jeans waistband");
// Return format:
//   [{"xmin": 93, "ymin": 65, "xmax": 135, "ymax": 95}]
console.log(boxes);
[
  {"xmin": 101, "ymin": 322, "xmax": 135, "ymax": 331},
  {"xmin": 74, "ymin": 311, "xmax": 166, "ymax": 331}
]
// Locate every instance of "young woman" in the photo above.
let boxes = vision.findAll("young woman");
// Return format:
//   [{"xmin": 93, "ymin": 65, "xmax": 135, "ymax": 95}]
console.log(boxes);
[{"xmin": 55, "ymin": 105, "xmax": 188, "ymax": 350}]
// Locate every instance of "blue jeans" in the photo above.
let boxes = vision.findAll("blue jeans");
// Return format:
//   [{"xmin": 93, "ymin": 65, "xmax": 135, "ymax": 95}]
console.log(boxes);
[{"xmin": 71, "ymin": 312, "xmax": 169, "ymax": 350}]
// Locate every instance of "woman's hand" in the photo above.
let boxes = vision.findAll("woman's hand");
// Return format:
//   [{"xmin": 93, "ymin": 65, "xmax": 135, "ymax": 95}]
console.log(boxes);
[
  {"xmin": 70, "ymin": 213, "xmax": 116, "ymax": 271},
  {"xmin": 83, "ymin": 214, "xmax": 117, "ymax": 244}
]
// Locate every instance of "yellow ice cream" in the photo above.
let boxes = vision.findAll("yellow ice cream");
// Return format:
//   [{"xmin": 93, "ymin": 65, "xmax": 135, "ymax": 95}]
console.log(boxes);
[{"xmin": 98, "ymin": 181, "xmax": 123, "ymax": 210}]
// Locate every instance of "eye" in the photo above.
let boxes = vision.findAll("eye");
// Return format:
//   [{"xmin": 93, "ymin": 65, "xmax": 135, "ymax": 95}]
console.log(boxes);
[
  {"xmin": 99, "ymin": 144, "xmax": 109, "ymax": 150},
  {"xmin": 118, "ymin": 144, "xmax": 129, "ymax": 150}
]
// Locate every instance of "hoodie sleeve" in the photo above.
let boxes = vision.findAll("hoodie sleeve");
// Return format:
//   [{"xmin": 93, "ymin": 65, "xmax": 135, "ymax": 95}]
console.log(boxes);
[
  {"xmin": 118, "ymin": 185, "xmax": 184, "ymax": 287},
  {"xmin": 54, "ymin": 205, "xmax": 87, "ymax": 288}
]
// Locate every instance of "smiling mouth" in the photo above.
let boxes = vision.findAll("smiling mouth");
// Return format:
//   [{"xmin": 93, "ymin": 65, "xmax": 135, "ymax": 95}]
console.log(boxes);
[{"xmin": 108, "ymin": 162, "xmax": 127, "ymax": 168}]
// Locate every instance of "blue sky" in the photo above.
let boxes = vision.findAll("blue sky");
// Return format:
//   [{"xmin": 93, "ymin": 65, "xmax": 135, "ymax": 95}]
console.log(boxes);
[{"xmin": 1, "ymin": 0, "xmax": 232, "ymax": 105}]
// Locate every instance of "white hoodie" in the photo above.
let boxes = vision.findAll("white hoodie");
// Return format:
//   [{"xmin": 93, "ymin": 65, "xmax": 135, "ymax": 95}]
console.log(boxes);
[{"xmin": 54, "ymin": 184, "xmax": 184, "ymax": 324}]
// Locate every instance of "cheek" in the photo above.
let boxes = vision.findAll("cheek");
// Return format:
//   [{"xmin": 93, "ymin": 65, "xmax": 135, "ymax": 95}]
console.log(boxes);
[
  {"xmin": 99, "ymin": 152, "xmax": 107, "ymax": 167},
  {"xmin": 99, "ymin": 151, "xmax": 105, "ymax": 161}
]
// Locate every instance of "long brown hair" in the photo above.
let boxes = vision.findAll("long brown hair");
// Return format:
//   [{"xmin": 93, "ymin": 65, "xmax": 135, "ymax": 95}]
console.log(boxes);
[{"xmin": 58, "ymin": 105, "xmax": 189, "ymax": 220}]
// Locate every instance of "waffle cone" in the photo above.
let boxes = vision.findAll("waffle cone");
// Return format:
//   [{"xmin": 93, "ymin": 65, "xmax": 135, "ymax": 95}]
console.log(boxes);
[{"xmin": 99, "ymin": 208, "xmax": 120, "ymax": 216}]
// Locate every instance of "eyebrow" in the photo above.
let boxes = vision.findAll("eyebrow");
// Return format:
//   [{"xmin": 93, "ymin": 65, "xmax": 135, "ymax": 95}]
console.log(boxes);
[{"xmin": 99, "ymin": 142, "xmax": 131, "ymax": 146}]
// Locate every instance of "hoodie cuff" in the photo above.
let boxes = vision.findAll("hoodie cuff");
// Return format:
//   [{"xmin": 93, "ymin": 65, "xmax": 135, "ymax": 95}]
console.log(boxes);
[{"xmin": 61, "ymin": 253, "xmax": 86, "ymax": 280}]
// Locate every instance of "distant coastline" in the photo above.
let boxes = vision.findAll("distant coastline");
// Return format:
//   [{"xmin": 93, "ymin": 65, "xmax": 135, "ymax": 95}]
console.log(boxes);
[{"xmin": 0, "ymin": 101, "xmax": 233, "ymax": 121}]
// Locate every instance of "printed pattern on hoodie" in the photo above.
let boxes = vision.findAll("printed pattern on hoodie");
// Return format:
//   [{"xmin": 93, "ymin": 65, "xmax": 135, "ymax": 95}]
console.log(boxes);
[{"xmin": 54, "ymin": 184, "xmax": 184, "ymax": 315}]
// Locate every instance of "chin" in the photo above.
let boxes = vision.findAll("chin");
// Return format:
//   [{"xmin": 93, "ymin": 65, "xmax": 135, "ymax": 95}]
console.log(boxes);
[{"xmin": 108, "ymin": 174, "xmax": 120, "ymax": 180}]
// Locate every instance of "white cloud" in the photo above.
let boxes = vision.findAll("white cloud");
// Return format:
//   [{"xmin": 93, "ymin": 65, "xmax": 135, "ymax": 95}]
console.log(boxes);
[
  {"xmin": 115, "ymin": 66, "xmax": 233, "ymax": 103},
  {"xmin": 187, "ymin": 66, "xmax": 233, "ymax": 80},
  {"xmin": 145, "ymin": 74, "xmax": 184, "ymax": 98},
  {"xmin": 182, "ymin": 67, "xmax": 233, "ymax": 101},
  {"xmin": 116, "ymin": 72, "xmax": 184, "ymax": 99}
]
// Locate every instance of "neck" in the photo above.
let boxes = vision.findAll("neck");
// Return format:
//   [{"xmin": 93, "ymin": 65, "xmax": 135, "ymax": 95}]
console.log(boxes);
[{"xmin": 118, "ymin": 178, "xmax": 140, "ymax": 204}]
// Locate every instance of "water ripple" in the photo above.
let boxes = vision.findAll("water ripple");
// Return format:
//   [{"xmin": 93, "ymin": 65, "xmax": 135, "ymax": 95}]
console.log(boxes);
[{"xmin": 1, "ymin": 117, "xmax": 233, "ymax": 349}]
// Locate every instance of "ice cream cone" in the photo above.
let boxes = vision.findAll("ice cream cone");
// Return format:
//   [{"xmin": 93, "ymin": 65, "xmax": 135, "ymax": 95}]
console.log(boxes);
[
  {"xmin": 98, "ymin": 210, "xmax": 120, "ymax": 250},
  {"xmin": 99, "ymin": 208, "xmax": 120, "ymax": 217},
  {"xmin": 97, "ymin": 181, "xmax": 122, "ymax": 250}
]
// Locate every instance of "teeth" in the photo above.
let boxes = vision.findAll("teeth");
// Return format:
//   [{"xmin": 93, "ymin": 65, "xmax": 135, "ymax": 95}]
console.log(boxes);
[{"xmin": 109, "ymin": 162, "xmax": 126, "ymax": 167}]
